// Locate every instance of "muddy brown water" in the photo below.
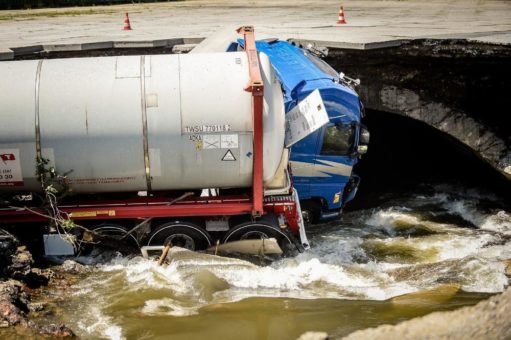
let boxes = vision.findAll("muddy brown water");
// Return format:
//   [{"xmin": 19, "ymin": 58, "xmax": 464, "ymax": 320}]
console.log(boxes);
[{"xmin": 2, "ymin": 185, "xmax": 509, "ymax": 339}]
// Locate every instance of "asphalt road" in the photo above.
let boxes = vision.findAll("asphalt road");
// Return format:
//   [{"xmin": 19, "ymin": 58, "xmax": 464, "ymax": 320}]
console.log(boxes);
[{"xmin": 0, "ymin": 0, "xmax": 510, "ymax": 59}]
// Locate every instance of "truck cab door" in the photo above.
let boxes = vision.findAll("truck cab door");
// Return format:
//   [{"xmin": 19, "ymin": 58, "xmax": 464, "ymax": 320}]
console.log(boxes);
[
  {"xmin": 289, "ymin": 129, "xmax": 322, "ymax": 199},
  {"xmin": 310, "ymin": 123, "xmax": 356, "ymax": 210}
]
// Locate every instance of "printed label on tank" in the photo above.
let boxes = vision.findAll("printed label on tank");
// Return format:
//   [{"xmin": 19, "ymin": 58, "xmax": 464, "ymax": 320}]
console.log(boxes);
[
  {"xmin": 195, "ymin": 140, "xmax": 203, "ymax": 150},
  {"xmin": 220, "ymin": 134, "xmax": 239, "ymax": 149},
  {"xmin": 0, "ymin": 149, "xmax": 23, "ymax": 187},
  {"xmin": 221, "ymin": 150, "xmax": 236, "ymax": 161},
  {"xmin": 184, "ymin": 124, "xmax": 231, "ymax": 133},
  {"xmin": 203, "ymin": 135, "xmax": 220, "ymax": 149},
  {"xmin": 67, "ymin": 177, "xmax": 136, "ymax": 185},
  {"xmin": 285, "ymin": 89, "xmax": 329, "ymax": 147}
]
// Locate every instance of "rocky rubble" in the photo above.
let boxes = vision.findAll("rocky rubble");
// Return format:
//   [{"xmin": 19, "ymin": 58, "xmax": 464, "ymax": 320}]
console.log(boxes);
[
  {"xmin": 0, "ymin": 229, "xmax": 75, "ymax": 337},
  {"xmin": 0, "ymin": 279, "xmax": 29, "ymax": 327}
]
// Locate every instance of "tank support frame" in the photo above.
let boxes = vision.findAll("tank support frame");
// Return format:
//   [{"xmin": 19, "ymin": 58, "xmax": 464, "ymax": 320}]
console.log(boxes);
[
  {"xmin": 237, "ymin": 26, "xmax": 264, "ymax": 217},
  {"xmin": 0, "ymin": 195, "xmax": 300, "ymax": 233}
]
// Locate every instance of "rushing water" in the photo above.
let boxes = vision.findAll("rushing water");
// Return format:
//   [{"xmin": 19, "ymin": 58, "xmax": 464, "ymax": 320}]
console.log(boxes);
[{"xmin": 7, "ymin": 185, "xmax": 511, "ymax": 339}]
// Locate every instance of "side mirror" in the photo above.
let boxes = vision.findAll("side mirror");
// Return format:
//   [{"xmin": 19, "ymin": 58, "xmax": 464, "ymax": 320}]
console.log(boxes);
[{"xmin": 360, "ymin": 127, "xmax": 370, "ymax": 145}]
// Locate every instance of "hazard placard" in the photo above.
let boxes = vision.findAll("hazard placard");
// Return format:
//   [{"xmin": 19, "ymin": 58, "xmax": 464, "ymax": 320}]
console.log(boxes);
[
  {"xmin": 221, "ymin": 149, "xmax": 236, "ymax": 161},
  {"xmin": 0, "ymin": 149, "xmax": 23, "ymax": 187}
]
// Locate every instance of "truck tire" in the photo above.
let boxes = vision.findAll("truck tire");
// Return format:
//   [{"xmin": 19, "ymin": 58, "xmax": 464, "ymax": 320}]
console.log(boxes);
[
  {"xmin": 222, "ymin": 222, "xmax": 293, "ymax": 247},
  {"xmin": 147, "ymin": 222, "xmax": 212, "ymax": 251},
  {"xmin": 92, "ymin": 223, "xmax": 139, "ymax": 247},
  {"xmin": 300, "ymin": 200, "xmax": 322, "ymax": 224},
  {"xmin": 81, "ymin": 223, "xmax": 139, "ymax": 254}
]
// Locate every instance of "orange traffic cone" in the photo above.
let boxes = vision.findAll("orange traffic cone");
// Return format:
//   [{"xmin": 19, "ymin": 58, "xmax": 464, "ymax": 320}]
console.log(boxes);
[
  {"xmin": 336, "ymin": 6, "xmax": 347, "ymax": 24},
  {"xmin": 122, "ymin": 12, "xmax": 132, "ymax": 30}
]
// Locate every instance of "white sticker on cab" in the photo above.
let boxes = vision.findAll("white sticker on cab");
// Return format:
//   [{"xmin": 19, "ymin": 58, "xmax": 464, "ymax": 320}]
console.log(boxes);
[{"xmin": 285, "ymin": 89, "xmax": 330, "ymax": 147}]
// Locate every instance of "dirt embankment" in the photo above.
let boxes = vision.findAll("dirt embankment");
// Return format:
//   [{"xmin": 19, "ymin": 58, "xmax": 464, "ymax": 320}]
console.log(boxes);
[{"xmin": 343, "ymin": 286, "xmax": 511, "ymax": 340}]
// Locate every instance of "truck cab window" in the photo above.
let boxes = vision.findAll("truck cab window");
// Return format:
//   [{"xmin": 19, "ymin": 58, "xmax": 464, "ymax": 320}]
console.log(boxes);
[{"xmin": 320, "ymin": 124, "xmax": 354, "ymax": 155}]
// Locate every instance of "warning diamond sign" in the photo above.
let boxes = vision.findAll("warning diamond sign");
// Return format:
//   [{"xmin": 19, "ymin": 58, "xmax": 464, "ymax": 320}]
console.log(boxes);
[{"xmin": 221, "ymin": 149, "xmax": 236, "ymax": 161}]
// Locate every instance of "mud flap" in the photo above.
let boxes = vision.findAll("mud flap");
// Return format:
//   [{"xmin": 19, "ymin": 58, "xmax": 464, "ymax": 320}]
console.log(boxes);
[{"xmin": 293, "ymin": 188, "xmax": 311, "ymax": 250}]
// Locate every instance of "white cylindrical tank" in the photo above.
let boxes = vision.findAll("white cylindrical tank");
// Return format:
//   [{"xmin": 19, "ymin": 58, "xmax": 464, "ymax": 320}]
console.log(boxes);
[{"xmin": 0, "ymin": 52, "xmax": 286, "ymax": 193}]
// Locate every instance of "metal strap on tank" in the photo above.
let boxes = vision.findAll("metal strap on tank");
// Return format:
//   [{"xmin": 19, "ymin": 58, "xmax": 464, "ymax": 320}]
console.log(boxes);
[
  {"xmin": 237, "ymin": 26, "xmax": 264, "ymax": 217},
  {"xmin": 140, "ymin": 55, "xmax": 152, "ymax": 192},
  {"xmin": 34, "ymin": 60, "xmax": 43, "ymax": 160}
]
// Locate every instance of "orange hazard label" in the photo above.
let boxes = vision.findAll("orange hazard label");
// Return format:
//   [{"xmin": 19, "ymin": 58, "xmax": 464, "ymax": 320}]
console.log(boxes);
[
  {"xmin": 0, "ymin": 149, "xmax": 23, "ymax": 187},
  {"xmin": 70, "ymin": 210, "xmax": 116, "ymax": 218}
]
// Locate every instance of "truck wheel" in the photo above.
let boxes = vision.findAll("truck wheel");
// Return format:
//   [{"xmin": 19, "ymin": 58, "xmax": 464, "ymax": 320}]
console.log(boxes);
[
  {"xmin": 147, "ymin": 222, "xmax": 212, "ymax": 251},
  {"xmin": 222, "ymin": 222, "xmax": 293, "ymax": 247},
  {"xmin": 300, "ymin": 200, "xmax": 321, "ymax": 225},
  {"xmin": 80, "ymin": 223, "xmax": 139, "ymax": 254},
  {"xmin": 92, "ymin": 224, "xmax": 139, "ymax": 246}
]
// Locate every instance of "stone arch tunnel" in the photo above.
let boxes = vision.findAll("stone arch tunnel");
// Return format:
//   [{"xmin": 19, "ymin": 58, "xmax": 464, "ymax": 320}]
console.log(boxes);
[{"xmin": 316, "ymin": 39, "xmax": 511, "ymax": 205}]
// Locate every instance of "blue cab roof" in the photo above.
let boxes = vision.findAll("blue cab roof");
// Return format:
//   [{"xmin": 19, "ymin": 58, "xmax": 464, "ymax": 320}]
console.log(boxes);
[{"xmin": 240, "ymin": 40, "xmax": 361, "ymax": 124}]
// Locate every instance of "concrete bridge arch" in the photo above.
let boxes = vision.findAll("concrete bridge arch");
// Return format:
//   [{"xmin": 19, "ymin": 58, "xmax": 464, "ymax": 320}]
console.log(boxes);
[{"xmin": 325, "ymin": 39, "xmax": 511, "ymax": 181}]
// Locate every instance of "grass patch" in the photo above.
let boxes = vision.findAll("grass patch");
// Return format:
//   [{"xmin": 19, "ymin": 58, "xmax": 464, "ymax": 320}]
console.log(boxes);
[{"xmin": 0, "ymin": 8, "xmax": 119, "ymax": 20}]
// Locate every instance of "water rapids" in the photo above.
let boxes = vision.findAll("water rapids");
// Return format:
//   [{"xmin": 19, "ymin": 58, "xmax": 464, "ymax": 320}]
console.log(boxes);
[{"xmin": 24, "ymin": 185, "xmax": 511, "ymax": 339}]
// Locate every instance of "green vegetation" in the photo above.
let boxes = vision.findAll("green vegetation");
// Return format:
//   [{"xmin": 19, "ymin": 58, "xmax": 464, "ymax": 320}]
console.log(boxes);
[
  {"xmin": 0, "ymin": 1, "xmax": 176, "ymax": 10},
  {"xmin": 0, "ymin": 8, "xmax": 116, "ymax": 20}
]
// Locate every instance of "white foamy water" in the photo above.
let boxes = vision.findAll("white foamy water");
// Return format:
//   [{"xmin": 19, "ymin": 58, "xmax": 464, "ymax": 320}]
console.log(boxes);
[{"xmin": 74, "ymin": 303, "xmax": 125, "ymax": 340}]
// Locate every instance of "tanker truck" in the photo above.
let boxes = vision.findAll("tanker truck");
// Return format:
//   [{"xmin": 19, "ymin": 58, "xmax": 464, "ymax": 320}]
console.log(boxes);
[
  {"xmin": 236, "ymin": 39, "xmax": 370, "ymax": 223},
  {"xmin": 192, "ymin": 31, "xmax": 369, "ymax": 223},
  {"xmin": 0, "ymin": 27, "xmax": 310, "ymax": 255}
]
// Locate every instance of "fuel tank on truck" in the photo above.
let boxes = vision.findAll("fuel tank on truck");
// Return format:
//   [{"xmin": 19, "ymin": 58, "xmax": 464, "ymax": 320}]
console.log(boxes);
[{"xmin": 0, "ymin": 52, "xmax": 286, "ymax": 193}]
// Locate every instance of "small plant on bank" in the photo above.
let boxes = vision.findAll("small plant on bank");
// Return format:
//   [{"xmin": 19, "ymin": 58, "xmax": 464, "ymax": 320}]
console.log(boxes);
[{"xmin": 35, "ymin": 157, "xmax": 80, "ymax": 249}]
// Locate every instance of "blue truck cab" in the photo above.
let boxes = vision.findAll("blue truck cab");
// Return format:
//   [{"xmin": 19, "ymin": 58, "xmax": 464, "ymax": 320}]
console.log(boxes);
[{"xmin": 237, "ymin": 39, "xmax": 369, "ymax": 223}]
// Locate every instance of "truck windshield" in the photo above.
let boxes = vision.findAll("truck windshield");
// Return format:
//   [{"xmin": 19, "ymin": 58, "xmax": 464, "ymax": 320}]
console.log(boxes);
[{"xmin": 320, "ymin": 125, "xmax": 354, "ymax": 155}]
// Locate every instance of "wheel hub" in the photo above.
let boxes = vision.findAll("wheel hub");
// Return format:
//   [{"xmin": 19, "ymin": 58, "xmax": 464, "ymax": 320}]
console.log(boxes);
[
  {"xmin": 165, "ymin": 233, "xmax": 195, "ymax": 250},
  {"xmin": 239, "ymin": 230, "xmax": 270, "ymax": 240}
]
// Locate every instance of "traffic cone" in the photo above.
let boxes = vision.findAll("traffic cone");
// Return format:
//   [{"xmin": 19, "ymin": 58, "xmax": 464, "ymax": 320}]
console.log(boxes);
[
  {"xmin": 336, "ymin": 6, "xmax": 347, "ymax": 24},
  {"xmin": 122, "ymin": 12, "xmax": 132, "ymax": 30}
]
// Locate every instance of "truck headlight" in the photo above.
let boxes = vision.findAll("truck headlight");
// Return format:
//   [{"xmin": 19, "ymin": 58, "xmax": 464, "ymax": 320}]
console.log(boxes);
[{"xmin": 357, "ymin": 145, "xmax": 368, "ymax": 154}]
